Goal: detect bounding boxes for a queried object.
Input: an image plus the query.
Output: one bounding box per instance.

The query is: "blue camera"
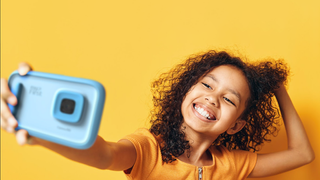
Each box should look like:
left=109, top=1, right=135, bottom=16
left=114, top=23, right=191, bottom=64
left=8, top=71, right=105, bottom=149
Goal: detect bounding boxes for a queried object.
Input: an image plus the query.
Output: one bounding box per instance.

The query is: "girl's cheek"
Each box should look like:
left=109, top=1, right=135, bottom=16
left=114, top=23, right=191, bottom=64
left=223, top=107, right=237, bottom=119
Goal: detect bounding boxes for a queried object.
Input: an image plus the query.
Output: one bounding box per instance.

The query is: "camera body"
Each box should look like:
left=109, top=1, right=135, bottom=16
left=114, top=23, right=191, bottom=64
left=8, top=71, right=105, bottom=149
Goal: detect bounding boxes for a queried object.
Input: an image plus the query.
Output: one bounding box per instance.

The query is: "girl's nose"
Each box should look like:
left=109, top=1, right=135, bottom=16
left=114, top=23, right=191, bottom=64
left=205, top=96, right=219, bottom=107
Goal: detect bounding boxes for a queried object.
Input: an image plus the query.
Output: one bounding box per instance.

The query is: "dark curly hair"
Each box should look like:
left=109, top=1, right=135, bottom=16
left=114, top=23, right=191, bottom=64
left=149, top=50, right=289, bottom=163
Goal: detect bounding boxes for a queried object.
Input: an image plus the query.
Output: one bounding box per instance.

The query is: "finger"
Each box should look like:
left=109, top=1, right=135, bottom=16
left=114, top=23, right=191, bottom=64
left=1, top=115, right=8, bottom=130
left=0, top=97, right=18, bottom=125
left=1, top=100, right=18, bottom=131
left=1, top=119, right=16, bottom=133
left=16, top=129, right=29, bottom=146
left=0, top=116, right=17, bottom=133
left=0, top=78, right=17, bottom=105
left=18, top=62, right=33, bottom=76
left=0, top=96, right=18, bottom=131
left=7, top=117, right=18, bottom=132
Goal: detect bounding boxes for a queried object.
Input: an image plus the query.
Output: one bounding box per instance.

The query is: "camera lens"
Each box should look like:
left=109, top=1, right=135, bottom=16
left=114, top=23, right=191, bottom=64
left=60, top=98, right=76, bottom=114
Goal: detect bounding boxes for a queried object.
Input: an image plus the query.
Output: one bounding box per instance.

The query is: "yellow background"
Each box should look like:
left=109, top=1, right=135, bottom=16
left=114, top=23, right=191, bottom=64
left=1, top=0, right=319, bottom=179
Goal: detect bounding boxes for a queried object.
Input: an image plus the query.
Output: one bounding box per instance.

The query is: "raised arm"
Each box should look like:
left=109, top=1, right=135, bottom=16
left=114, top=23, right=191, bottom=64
left=248, top=84, right=315, bottom=178
left=1, top=63, right=136, bottom=171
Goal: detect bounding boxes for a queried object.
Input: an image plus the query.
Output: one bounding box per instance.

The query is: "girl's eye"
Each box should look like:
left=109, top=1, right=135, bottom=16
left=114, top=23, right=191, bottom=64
left=202, top=83, right=212, bottom=89
left=224, top=97, right=235, bottom=106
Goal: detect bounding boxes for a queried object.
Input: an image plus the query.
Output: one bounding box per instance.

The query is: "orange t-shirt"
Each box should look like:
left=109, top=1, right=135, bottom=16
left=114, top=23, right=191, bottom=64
left=123, top=128, right=257, bottom=180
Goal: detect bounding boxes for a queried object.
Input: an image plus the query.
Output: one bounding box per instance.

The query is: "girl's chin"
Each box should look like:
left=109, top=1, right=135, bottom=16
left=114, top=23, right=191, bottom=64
left=182, top=120, right=215, bottom=132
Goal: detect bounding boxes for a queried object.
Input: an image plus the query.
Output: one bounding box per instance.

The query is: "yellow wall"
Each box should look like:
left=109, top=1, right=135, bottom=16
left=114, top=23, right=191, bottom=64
left=1, top=0, right=319, bottom=179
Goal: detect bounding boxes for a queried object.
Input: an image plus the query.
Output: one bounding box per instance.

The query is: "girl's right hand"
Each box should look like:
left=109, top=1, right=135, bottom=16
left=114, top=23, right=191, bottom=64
left=0, top=62, right=35, bottom=145
left=1, top=63, right=137, bottom=170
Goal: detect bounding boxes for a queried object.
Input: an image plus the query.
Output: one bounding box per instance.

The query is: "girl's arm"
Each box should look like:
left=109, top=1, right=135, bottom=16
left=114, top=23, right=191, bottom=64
left=1, top=63, right=137, bottom=171
left=31, top=135, right=136, bottom=170
left=248, top=84, right=315, bottom=178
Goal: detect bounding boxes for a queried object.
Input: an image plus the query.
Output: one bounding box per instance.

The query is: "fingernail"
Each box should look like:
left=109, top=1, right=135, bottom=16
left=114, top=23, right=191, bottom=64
left=8, top=96, right=17, bottom=104
left=17, top=135, right=25, bottom=146
left=18, top=66, right=29, bottom=75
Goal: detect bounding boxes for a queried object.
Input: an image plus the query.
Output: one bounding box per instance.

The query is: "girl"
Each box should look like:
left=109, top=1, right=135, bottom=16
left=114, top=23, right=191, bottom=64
left=1, top=50, right=315, bottom=179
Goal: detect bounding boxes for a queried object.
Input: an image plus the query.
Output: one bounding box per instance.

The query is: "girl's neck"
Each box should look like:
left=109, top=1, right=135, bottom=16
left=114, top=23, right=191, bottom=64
left=178, top=145, right=213, bottom=167
left=177, top=126, right=217, bottom=167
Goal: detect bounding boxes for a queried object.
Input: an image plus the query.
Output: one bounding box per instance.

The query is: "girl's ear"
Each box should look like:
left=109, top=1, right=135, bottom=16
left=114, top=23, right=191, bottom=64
left=226, top=120, right=246, bottom=135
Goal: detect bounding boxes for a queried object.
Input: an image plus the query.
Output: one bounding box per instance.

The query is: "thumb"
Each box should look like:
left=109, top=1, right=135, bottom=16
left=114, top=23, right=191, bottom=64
left=18, top=62, right=33, bottom=76
left=15, top=129, right=33, bottom=146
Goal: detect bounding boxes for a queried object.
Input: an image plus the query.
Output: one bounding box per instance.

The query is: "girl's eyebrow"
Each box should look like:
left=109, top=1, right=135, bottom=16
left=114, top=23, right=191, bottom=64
left=205, top=74, right=241, bottom=102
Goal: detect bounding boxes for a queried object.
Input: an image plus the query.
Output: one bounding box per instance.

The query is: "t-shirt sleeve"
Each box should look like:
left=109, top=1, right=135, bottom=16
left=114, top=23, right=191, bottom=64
left=231, top=149, right=257, bottom=179
left=121, top=128, right=161, bottom=180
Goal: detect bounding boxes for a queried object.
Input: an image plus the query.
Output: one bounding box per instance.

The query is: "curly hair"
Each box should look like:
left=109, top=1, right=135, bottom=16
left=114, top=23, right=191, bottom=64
left=149, top=50, right=289, bottom=163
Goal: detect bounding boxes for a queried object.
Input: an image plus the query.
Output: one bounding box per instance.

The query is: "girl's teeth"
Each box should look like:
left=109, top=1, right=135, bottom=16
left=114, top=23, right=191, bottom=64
left=195, top=106, right=210, bottom=119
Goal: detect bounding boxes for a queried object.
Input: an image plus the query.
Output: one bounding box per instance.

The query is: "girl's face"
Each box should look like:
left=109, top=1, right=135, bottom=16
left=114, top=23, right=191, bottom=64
left=181, top=65, right=250, bottom=138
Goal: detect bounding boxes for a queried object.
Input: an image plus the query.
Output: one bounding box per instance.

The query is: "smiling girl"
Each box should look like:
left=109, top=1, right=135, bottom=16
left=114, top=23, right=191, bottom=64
left=1, top=50, right=314, bottom=179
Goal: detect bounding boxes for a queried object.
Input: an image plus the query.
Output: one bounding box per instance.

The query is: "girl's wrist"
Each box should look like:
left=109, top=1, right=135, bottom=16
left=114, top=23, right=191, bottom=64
left=274, top=84, right=286, bottom=96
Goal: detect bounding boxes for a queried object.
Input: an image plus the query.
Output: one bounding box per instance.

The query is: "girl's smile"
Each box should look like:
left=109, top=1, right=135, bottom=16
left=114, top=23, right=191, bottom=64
left=193, top=103, right=216, bottom=121
left=181, top=65, right=250, bottom=138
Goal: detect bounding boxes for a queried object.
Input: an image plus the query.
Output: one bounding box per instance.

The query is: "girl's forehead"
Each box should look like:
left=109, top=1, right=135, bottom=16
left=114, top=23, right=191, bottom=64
left=204, top=65, right=250, bottom=100
left=209, top=65, right=248, bottom=80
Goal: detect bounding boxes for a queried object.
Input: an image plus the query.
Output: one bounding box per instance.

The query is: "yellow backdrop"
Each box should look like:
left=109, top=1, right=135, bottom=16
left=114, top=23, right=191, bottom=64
left=1, top=0, right=319, bottom=179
